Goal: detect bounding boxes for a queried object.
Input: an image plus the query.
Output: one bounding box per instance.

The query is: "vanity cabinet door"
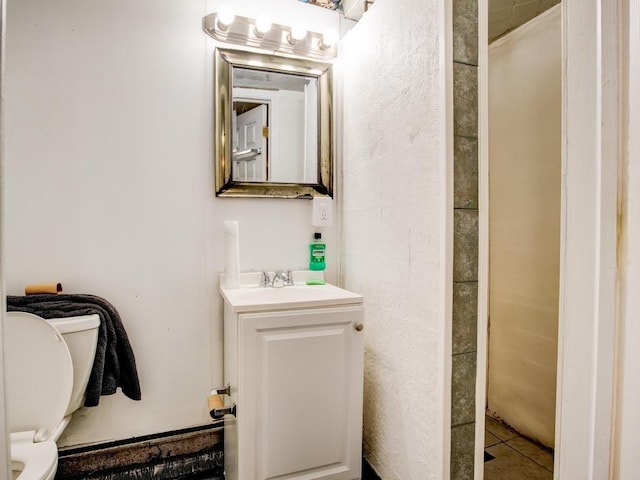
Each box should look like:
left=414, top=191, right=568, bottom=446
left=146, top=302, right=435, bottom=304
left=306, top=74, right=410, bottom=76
left=238, top=305, right=364, bottom=480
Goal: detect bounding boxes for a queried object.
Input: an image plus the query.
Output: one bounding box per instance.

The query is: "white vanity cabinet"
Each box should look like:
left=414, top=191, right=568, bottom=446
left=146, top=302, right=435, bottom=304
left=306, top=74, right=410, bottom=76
left=220, top=281, right=364, bottom=480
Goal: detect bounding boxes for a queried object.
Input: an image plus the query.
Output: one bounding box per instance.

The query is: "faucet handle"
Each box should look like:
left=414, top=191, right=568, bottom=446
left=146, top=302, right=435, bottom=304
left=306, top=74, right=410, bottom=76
left=272, top=269, right=287, bottom=288
left=259, top=271, right=272, bottom=287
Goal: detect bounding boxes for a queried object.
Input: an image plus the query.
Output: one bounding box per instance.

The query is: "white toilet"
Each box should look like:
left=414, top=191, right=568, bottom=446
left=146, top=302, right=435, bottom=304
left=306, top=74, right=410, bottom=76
left=5, top=311, right=100, bottom=480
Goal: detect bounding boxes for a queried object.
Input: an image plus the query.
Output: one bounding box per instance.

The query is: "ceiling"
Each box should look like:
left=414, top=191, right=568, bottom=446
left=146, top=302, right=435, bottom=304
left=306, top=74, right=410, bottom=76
left=489, top=0, right=560, bottom=41
left=342, top=0, right=560, bottom=43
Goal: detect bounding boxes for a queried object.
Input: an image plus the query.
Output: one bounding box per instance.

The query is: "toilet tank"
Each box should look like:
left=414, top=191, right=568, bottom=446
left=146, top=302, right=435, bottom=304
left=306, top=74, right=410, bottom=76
left=47, top=315, right=100, bottom=416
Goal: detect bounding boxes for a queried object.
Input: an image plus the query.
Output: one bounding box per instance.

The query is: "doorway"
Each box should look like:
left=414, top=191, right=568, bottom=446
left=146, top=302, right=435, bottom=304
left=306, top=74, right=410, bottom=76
left=476, top=0, right=626, bottom=477
left=483, top=5, right=561, bottom=478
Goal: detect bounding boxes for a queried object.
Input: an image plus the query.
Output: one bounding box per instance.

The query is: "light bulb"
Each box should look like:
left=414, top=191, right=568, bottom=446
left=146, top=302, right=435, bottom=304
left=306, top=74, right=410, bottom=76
left=290, top=24, right=307, bottom=41
left=255, top=15, right=272, bottom=36
left=321, top=28, right=339, bottom=49
left=291, top=25, right=307, bottom=40
left=217, top=6, right=235, bottom=29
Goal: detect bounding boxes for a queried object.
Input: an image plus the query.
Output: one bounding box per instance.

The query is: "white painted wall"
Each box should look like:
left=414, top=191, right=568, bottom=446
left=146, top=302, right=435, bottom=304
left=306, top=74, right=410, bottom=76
left=487, top=5, right=561, bottom=448
left=340, top=0, right=449, bottom=477
left=4, top=0, right=339, bottom=447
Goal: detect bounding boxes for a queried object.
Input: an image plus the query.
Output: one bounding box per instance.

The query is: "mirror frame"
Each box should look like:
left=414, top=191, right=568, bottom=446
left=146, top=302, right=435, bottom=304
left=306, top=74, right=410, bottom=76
left=214, top=48, right=333, bottom=198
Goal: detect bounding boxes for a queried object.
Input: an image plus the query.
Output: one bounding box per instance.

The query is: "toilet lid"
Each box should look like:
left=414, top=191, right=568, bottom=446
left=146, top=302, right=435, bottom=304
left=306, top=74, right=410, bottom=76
left=5, top=312, right=73, bottom=441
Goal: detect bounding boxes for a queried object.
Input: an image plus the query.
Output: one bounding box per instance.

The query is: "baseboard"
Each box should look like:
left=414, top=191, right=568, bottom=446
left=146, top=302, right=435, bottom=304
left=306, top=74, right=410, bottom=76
left=56, top=424, right=377, bottom=480
left=56, top=422, right=224, bottom=480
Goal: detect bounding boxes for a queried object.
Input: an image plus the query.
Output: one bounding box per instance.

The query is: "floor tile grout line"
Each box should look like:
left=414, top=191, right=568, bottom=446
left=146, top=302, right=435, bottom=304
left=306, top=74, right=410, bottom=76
left=485, top=423, right=554, bottom=475
left=501, top=438, right=554, bottom=474
left=485, top=430, right=518, bottom=443
left=485, top=433, right=508, bottom=449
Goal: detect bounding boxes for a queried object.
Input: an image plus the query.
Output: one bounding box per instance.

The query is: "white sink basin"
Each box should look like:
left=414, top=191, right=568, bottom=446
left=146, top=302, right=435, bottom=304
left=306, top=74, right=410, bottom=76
left=220, top=283, right=363, bottom=313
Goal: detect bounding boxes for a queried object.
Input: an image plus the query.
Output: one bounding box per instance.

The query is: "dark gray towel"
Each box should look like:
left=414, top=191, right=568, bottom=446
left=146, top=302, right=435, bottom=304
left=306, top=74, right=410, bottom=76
left=7, top=294, right=141, bottom=406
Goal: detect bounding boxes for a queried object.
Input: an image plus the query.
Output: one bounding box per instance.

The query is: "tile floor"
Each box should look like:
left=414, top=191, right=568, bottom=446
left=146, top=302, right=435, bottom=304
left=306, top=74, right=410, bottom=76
left=484, top=416, right=554, bottom=479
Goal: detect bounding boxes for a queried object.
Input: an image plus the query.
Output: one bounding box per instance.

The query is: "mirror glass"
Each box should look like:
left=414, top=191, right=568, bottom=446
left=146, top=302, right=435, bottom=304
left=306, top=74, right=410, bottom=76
left=232, top=68, right=318, bottom=184
left=214, top=48, right=333, bottom=198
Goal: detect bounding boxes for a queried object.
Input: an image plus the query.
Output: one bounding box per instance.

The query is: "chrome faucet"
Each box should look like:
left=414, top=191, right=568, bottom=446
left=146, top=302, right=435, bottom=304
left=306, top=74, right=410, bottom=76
left=259, top=271, right=272, bottom=287
left=272, top=270, right=294, bottom=288
left=259, top=270, right=294, bottom=288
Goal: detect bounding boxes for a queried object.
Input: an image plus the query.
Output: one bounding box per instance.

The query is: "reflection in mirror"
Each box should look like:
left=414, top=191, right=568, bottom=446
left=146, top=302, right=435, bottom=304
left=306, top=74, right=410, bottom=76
left=214, top=48, right=333, bottom=198
left=232, top=68, right=318, bottom=184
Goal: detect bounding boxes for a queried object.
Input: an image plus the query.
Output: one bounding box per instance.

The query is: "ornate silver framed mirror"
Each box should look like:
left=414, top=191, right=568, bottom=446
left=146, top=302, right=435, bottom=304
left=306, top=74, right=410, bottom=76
left=214, top=48, right=333, bottom=198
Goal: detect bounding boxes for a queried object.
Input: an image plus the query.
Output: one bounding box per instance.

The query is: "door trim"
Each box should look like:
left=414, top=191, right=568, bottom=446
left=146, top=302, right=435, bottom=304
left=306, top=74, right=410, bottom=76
left=474, top=0, right=489, bottom=477
left=554, top=1, right=620, bottom=477
left=0, top=0, right=10, bottom=476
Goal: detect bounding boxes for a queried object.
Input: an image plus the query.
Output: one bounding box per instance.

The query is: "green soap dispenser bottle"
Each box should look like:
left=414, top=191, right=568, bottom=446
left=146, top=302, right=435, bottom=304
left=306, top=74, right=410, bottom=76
left=309, top=232, right=326, bottom=271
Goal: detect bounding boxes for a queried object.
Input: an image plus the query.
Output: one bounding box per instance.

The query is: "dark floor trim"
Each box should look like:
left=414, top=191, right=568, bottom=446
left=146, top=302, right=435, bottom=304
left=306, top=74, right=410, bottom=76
left=362, top=457, right=382, bottom=480
left=56, top=423, right=224, bottom=480
left=59, top=420, right=224, bottom=456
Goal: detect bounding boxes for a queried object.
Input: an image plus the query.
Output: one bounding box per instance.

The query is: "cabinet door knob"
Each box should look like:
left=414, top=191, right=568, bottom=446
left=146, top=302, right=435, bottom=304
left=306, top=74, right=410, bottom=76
left=355, top=323, right=364, bottom=332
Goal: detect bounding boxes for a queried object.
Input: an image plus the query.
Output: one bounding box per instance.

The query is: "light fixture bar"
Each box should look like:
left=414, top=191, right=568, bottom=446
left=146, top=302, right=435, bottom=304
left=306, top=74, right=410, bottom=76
left=203, top=13, right=337, bottom=61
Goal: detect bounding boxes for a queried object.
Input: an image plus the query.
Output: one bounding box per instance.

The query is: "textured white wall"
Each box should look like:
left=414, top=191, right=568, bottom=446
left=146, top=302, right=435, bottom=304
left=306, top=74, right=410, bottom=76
left=340, top=0, right=448, bottom=477
left=4, top=0, right=338, bottom=446
left=487, top=6, right=561, bottom=447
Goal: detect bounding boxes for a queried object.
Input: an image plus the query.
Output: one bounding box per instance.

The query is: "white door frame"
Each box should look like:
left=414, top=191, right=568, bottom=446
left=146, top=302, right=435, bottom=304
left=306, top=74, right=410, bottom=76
left=611, top=1, right=640, bottom=476
left=476, top=0, right=624, bottom=478
left=0, top=0, right=10, bottom=476
left=474, top=0, right=489, bottom=476
left=554, top=0, right=621, bottom=477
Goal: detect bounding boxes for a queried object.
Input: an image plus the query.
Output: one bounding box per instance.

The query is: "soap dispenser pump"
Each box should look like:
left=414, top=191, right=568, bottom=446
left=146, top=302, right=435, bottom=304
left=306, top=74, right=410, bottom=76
left=309, top=232, right=326, bottom=271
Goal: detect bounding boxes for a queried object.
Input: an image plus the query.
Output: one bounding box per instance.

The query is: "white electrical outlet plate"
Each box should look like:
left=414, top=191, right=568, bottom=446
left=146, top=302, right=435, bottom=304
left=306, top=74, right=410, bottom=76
left=312, top=197, right=333, bottom=227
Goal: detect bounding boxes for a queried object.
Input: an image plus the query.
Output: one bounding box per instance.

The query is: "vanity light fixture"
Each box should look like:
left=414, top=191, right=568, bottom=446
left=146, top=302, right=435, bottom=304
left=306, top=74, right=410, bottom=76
left=319, top=28, right=339, bottom=50
left=287, top=24, right=308, bottom=45
left=254, top=15, right=272, bottom=38
left=203, top=10, right=337, bottom=60
left=216, top=6, right=235, bottom=31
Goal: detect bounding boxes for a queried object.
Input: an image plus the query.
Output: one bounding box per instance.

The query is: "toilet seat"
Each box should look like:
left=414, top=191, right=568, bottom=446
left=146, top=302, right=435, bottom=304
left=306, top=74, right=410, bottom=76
left=5, top=312, right=73, bottom=440
left=5, top=312, right=74, bottom=479
left=10, top=432, right=58, bottom=480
